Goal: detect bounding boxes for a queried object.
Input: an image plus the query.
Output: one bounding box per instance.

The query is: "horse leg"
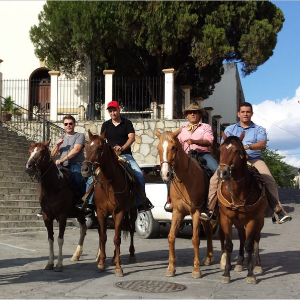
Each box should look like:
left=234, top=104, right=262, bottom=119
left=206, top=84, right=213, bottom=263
left=234, top=225, right=245, bottom=272
left=200, top=219, right=214, bottom=266
left=191, top=212, right=201, bottom=278
left=245, top=223, right=256, bottom=284
left=97, top=214, right=107, bottom=271
left=113, top=212, right=124, bottom=277
left=253, top=216, right=264, bottom=274
left=166, top=212, right=183, bottom=277
left=219, top=225, right=226, bottom=270
left=44, top=219, right=54, bottom=270
left=128, top=208, right=137, bottom=263
left=71, top=216, right=87, bottom=261
left=55, top=217, right=67, bottom=272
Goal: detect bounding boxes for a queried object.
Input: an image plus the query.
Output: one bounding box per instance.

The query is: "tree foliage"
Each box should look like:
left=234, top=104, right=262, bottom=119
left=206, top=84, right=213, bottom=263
left=30, top=1, right=284, bottom=99
left=262, top=148, right=295, bottom=188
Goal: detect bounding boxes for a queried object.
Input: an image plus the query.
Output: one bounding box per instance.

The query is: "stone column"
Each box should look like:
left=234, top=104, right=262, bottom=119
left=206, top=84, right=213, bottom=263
left=204, top=107, right=213, bottom=126
left=162, top=68, right=175, bottom=120
left=180, top=85, right=192, bottom=109
left=213, top=114, right=222, bottom=142
left=103, top=70, right=115, bottom=121
left=49, top=70, right=60, bottom=121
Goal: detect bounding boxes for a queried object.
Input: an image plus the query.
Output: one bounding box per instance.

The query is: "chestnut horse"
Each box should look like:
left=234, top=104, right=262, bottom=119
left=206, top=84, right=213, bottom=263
left=155, top=129, right=214, bottom=278
left=25, top=141, right=87, bottom=272
left=217, top=132, right=268, bottom=284
left=81, top=130, right=137, bottom=276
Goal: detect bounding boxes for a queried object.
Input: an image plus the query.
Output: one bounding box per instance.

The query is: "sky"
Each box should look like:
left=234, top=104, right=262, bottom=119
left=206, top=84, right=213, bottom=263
left=239, top=1, right=300, bottom=168
left=0, top=1, right=300, bottom=167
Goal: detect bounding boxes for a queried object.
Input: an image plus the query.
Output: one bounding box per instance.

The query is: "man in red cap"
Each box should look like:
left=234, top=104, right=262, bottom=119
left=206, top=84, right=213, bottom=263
left=81, top=100, right=153, bottom=212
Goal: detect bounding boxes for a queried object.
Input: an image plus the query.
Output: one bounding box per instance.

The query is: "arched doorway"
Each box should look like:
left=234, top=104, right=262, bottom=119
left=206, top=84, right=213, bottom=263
left=29, top=68, right=50, bottom=120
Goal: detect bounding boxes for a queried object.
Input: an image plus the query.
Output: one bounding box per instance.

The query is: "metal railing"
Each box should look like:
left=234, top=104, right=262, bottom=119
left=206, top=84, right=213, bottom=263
left=0, top=95, right=65, bottom=148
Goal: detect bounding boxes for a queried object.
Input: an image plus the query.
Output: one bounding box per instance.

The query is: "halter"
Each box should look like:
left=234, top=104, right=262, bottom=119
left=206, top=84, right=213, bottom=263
left=159, top=144, right=178, bottom=179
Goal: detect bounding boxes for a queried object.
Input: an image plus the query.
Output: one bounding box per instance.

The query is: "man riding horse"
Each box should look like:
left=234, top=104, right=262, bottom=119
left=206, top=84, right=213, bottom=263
left=201, top=101, right=293, bottom=224
left=165, top=103, right=219, bottom=212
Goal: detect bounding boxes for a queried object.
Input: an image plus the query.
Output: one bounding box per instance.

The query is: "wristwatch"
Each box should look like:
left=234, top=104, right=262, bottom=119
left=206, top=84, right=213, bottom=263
left=246, top=144, right=251, bottom=150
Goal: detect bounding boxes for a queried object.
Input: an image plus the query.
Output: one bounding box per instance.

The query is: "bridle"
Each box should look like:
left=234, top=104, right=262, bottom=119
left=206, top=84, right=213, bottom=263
left=159, top=144, right=179, bottom=180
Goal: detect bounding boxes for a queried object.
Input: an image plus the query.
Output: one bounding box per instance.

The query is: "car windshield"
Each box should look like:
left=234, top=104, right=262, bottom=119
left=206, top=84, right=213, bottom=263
left=141, top=166, right=163, bottom=184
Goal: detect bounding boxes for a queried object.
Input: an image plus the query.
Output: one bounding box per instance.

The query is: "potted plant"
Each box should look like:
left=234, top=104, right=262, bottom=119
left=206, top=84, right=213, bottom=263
left=1, top=96, right=21, bottom=121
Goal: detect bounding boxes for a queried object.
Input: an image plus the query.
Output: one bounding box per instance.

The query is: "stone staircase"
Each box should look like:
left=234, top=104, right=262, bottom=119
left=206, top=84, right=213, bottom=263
left=0, top=124, right=74, bottom=233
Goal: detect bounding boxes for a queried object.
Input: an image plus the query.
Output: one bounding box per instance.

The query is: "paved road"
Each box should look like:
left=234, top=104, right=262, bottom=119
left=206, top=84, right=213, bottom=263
left=0, top=189, right=299, bottom=299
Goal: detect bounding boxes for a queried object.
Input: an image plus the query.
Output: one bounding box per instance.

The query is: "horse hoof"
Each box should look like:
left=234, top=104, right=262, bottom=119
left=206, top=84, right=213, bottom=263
left=192, top=270, right=202, bottom=279
left=97, top=264, right=105, bottom=272
left=44, top=264, right=54, bottom=270
left=254, top=266, right=263, bottom=274
left=221, top=276, right=230, bottom=284
left=165, top=268, right=175, bottom=277
left=234, top=264, right=243, bottom=272
left=71, top=255, right=80, bottom=262
left=128, top=256, right=136, bottom=263
left=54, top=266, right=63, bottom=272
left=246, top=276, right=257, bottom=284
left=202, top=256, right=214, bottom=266
left=115, top=268, right=123, bottom=277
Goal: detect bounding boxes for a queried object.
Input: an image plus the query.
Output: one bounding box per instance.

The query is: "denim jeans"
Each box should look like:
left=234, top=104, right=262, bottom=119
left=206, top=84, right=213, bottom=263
left=68, top=163, right=86, bottom=198
left=87, top=154, right=144, bottom=206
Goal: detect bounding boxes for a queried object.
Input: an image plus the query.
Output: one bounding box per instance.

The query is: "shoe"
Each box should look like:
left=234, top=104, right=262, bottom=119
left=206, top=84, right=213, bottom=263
left=200, top=210, right=216, bottom=221
left=36, top=210, right=43, bottom=218
left=164, top=201, right=173, bottom=212
left=137, top=200, right=154, bottom=213
left=76, top=201, right=87, bottom=211
left=273, top=210, right=292, bottom=224
left=85, top=204, right=94, bottom=212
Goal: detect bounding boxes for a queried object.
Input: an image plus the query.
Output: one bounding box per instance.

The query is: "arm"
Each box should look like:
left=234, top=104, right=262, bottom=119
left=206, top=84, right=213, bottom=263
left=114, top=133, right=135, bottom=152
left=55, top=144, right=84, bottom=165
left=244, top=140, right=266, bottom=151
left=50, top=136, right=64, bottom=157
left=185, top=124, right=214, bottom=146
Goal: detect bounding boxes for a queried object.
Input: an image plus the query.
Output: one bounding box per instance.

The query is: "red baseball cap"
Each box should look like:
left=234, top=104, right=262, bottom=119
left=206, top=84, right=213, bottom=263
left=107, top=101, right=120, bottom=109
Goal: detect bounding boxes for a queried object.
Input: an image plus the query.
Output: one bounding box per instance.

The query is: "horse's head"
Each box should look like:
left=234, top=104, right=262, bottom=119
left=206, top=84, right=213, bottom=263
left=217, top=132, right=247, bottom=181
left=155, top=128, right=181, bottom=182
left=81, top=130, right=107, bottom=178
left=26, top=140, right=51, bottom=177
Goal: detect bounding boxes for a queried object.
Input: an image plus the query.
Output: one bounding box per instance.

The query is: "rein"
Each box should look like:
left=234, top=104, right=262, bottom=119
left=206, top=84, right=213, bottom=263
left=28, top=153, right=53, bottom=183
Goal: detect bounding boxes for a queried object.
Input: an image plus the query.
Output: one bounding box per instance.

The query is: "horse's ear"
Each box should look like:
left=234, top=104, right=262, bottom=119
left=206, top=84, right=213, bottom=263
left=100, top=129, right=106, bottom=139
left=239, top=131, right=245, bottom=141
left=45, top=140, right=51, bottom=147
left=172, top=128, right=182, bottom=138
left=221, top=131, right=227, bottom=141
left=88, top=129, right=94, bottom=140
left=155, top=129, right=161, bottom=138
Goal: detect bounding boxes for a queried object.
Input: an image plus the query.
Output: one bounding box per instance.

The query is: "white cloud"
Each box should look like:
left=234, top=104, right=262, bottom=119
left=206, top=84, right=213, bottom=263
left=252, top=87, right=300, bottom=167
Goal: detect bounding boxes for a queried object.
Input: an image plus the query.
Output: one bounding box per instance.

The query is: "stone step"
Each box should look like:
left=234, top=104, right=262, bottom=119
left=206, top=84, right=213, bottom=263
left=0, top=152, right=29, bottom=160
left=0, top=206, right=40, bottom=214
left=0, top=213, right=41, bottom=221
left=0, top=200, right=39, bottom=207
left=0, top=194, right=39, bottom=200
left=0, top=187, right=39, bottom=195
left=0, top=171, right=33, bottom=178
left=0, top=163, right=28, bottom=171
left=0, top=139, right=32, bottom=147
left=0, top=147, right=28, bottom=154
left=0, top=220, right=74, bottom=229
left=0, top=181, right=39, bottom=188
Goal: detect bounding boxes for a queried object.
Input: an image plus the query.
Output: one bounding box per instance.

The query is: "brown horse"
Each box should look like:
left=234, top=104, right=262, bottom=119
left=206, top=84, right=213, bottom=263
left=81, top=130, right=137, bottom=276
left=25, top=141, right=87, bottom=271
left=155, top=129, right=214, bottom=278
left=217, top=132, right=268, bottom=284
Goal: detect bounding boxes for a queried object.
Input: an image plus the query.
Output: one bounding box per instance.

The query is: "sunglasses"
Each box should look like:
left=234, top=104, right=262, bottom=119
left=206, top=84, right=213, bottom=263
left=186, top=111, right=199, bottom=115
left=64, top=122, right=74, bottom=126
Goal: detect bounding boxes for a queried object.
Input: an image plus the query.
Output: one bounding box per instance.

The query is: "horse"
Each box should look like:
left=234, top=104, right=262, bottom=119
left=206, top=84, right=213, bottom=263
left=155, top=129, right=214, bottom=278
left=25, top=141, right=87, bottom=271
left=217, top=132, right=268, bottom=284
left=81, top=130, right=137, bottom=276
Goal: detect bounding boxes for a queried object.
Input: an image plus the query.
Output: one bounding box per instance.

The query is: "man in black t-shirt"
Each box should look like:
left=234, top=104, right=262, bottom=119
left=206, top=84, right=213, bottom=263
left=81, top=101, right=153, bottom=213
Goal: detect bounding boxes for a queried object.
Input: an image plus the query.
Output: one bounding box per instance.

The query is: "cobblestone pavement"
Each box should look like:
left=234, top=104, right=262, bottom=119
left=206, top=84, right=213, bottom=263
left=0, top=188, right=299, bottom=299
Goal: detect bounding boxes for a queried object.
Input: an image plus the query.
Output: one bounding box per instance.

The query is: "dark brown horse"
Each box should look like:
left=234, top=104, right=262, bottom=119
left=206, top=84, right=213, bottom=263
left=81, top=130, right=137, bottom=276
left=25, top=141, right=87, bottom=271
left=155, top=129, right=214, bottom=278
left=217, top=132, right=268, bottom=284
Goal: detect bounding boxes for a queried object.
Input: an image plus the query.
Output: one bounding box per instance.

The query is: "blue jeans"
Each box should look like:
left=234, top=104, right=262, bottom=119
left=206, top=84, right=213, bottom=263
left=68, top=163, right=86, bottom=198
left=87, top=154, right=144, bottom=206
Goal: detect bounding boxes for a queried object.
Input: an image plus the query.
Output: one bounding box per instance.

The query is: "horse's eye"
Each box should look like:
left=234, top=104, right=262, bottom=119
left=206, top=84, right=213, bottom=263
left=171, top=146, right=177, bottom=150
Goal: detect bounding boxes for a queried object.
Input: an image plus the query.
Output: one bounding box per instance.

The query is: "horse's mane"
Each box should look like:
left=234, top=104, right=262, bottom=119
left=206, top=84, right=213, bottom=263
left=223, top=135, right=241, bottom=145
left=160, top=131, right=176, bottom=142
